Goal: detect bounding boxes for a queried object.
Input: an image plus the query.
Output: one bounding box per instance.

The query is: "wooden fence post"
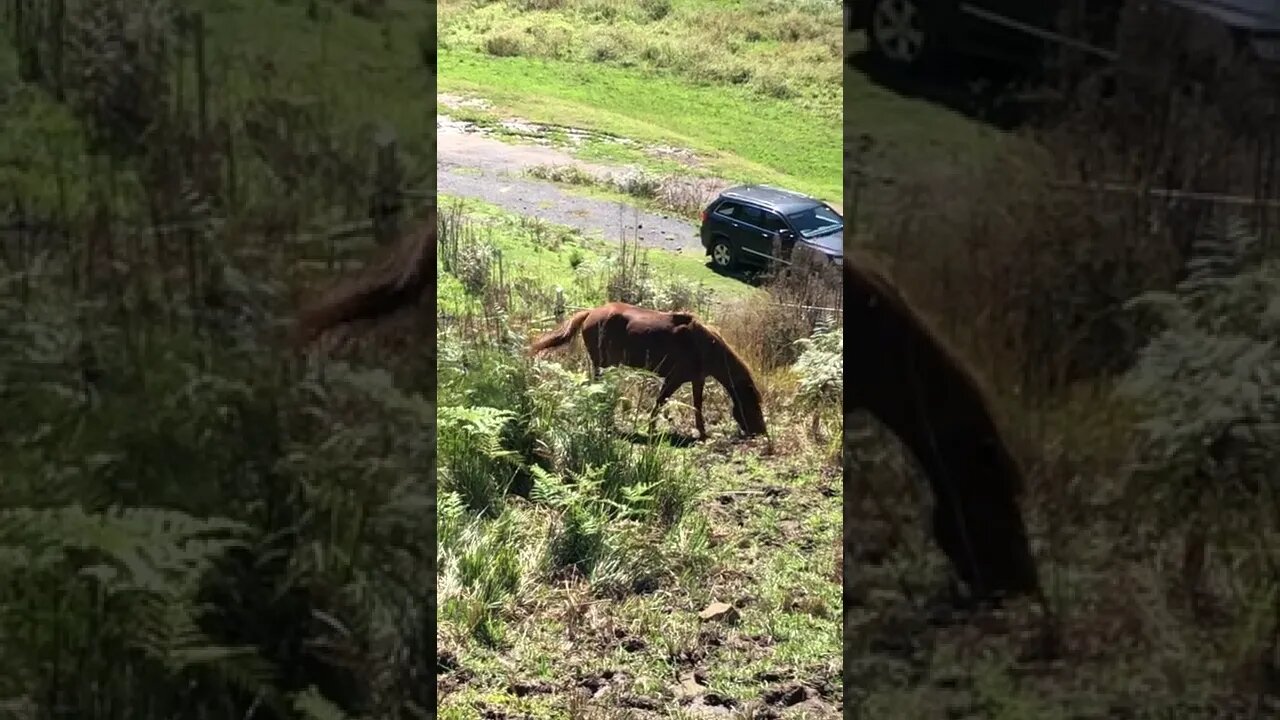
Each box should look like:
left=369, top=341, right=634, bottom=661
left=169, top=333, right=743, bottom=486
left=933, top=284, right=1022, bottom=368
left=371, top=126, right=403, bottom=245
left=554, top=287, right=565, bottom=321
left=49, top=0, right=64, bottom=100
left=848, top=133, right=873, bottom=237
left=15, top=0, right=41, bottom=84
left=193, top=10, right=208, bottom=141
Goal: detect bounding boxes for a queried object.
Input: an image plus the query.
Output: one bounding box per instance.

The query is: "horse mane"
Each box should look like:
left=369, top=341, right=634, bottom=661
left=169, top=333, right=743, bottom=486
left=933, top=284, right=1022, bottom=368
left=845, top=255, right=1039, bottom=600
left=845, top=255, right=1024, bottom=490
left=293, top=206, right=437, bottom=346
left=695, top=318, right=762, bottom=404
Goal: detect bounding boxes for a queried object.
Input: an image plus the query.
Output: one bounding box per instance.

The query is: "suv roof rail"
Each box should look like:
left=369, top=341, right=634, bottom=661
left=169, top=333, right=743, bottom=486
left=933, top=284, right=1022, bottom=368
left=720, top=185, right=820, bottom=212
left=753, top=183, right=812, bottom=198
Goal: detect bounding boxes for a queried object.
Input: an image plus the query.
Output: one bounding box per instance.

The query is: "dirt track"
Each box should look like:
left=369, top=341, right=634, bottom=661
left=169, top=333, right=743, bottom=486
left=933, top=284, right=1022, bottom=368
left=436, top=115, right=703, bottom=254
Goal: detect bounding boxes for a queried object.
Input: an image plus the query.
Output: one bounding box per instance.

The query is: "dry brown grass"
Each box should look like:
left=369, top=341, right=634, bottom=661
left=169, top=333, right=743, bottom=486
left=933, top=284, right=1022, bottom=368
left=714, top=253, right=842, bottom=374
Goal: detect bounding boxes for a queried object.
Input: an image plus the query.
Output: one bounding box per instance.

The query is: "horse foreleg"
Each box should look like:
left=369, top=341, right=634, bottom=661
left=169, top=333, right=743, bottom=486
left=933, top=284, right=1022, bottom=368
left=691, top=376, right=706, bottom=440
left=649, top=375, right=683, bottom=435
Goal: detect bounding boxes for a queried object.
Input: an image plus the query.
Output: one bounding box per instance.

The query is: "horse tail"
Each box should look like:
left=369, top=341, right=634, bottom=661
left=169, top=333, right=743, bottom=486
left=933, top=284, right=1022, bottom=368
left=530, top=309, right=590, bottom=355
left=293, top=208, right=436, bottom=347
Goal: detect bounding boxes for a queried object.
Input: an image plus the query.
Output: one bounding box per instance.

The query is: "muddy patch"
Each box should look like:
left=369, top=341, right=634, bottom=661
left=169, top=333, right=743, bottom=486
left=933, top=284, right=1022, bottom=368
left=436, top=91, right=709, bottom=169
left=438, top=92, right=492, bottom=112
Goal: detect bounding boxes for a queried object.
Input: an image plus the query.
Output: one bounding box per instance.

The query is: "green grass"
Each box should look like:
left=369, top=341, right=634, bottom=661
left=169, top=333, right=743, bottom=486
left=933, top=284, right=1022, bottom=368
left=438, top=51, right=840, bottom=203
left=439, top=98, right=709, bottom=180
left=200, top=0, right=435, bottom=176
left=437, top=195, right=757, bottom=317
left=2, top=0, right=437, bottom=218
left=436, top=189, right=843, bottom=716
left=437, top=0, right=842, bottom=204
left=844, top=33, right=1005, bottom=174
left=436, top=392, right=842, bottom=717
left=439, top=0, right=841, bottom=115
left=2, top=4, right=441, bottom=714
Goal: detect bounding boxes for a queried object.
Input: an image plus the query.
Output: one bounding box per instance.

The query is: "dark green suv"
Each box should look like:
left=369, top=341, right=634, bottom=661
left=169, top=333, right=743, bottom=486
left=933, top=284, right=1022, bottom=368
left=699, top=185, right=843, bottom=270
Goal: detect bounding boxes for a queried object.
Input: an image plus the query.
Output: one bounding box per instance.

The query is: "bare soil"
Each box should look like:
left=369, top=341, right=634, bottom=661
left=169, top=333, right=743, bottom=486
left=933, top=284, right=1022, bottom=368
left=437, top=112, right=703, bottom=254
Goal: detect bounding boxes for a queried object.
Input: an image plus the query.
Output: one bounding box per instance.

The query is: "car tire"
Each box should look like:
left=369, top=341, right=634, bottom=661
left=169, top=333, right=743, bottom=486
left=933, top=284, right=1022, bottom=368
left=709, top=238, right=737, bottom=269
left=866, top=0, right=937, bottom=70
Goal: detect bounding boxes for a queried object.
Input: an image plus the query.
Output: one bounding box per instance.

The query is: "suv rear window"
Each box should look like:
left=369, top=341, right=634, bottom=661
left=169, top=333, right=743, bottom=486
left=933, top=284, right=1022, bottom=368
left=714, top=200, right=743, bottom=218
left=715, top=200, right=766, bottom=227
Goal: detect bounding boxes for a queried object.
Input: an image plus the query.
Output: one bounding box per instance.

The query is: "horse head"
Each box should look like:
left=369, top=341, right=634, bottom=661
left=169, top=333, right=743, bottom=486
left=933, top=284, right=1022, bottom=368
left=731, top=384, right=768, bottom=437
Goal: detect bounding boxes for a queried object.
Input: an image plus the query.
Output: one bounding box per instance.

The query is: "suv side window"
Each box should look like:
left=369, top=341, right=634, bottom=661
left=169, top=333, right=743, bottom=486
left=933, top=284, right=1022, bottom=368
left=759, top=210, right=788, bottom=233
left=738, top=204, right=765, bottom=227
left=715, top=200, right=742, bottom=218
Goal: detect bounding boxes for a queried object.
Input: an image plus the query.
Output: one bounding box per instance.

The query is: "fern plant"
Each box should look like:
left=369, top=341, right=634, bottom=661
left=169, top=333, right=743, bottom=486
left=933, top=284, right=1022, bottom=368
left=436, top=329, right=702, bottom=641
left=0, top=504, right=270, bottom=716
left=1118, top=214, right=1280, bottom=615
left=793, top=318, right=843, bottom=438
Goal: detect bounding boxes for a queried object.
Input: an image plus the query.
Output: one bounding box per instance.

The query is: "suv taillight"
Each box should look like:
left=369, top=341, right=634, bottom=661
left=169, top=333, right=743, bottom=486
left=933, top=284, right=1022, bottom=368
left=700, top=208, right=707, bottom=223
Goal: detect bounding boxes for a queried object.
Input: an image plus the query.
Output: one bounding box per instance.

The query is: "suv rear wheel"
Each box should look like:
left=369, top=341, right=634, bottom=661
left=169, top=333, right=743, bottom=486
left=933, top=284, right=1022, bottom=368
left=709, top=238, right=737, bottom=269
left=867, top=0, right=935, bottom=68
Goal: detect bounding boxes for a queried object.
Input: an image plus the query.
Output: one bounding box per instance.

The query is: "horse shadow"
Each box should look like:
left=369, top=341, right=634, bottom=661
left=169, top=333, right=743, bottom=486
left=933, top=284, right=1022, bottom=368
left=704, top=262, right=769, bottom=286
left=616, top=429, right=700, bottom=448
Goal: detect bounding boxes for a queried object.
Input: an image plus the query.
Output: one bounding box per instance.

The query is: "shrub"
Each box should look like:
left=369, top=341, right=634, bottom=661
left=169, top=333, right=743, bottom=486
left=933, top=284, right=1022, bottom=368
left=610, top=167, right=664, bottom=199
left=639, top=0, right=672, bottom=21
left=436, top=330, right=702, bottom=635
left=1119, top=216, right=1280, bottom=616
left=483, top=29, right=528, bottom=57
left=527, top=163, right=598, bottom=186
left=792, top=319, right=842, bottom=436
left=603, top=240, right=713, bottom=313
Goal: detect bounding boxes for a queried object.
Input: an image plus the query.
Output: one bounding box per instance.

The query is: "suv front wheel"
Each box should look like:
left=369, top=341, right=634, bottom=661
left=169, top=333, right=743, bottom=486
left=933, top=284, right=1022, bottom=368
left=867, top=0, right=936, bottom=68
left=709, top=238, right=737, bottom=269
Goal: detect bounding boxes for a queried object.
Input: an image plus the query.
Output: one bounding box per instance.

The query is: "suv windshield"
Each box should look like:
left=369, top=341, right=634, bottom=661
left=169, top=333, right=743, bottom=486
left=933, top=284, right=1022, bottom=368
left=786, top=205, right=842, bottom=238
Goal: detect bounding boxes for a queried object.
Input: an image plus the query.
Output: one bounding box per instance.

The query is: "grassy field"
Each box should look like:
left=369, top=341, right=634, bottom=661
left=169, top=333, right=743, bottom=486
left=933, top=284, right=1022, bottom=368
left=435, top=195, right=753, bottom=315
left=436, top=201, right=844, bottom=717
left=841, top=33, right=1007, bottom=173
left=437, top=0, right=842, bottom=203
left=435, top=0, right=844, bottom=716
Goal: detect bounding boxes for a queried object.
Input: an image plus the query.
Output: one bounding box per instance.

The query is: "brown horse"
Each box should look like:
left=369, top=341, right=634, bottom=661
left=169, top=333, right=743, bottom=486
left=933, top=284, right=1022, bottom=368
left=293, top=213, right=1037, bottom=602
left=530, top=302, right=767, bottom=439
left=844, top=255, right=1041, bottom=604
left=294, top=207, right=437, bottom=347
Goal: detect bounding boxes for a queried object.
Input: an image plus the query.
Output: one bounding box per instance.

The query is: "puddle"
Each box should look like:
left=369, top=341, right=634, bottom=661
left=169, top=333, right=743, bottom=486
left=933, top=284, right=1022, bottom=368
left=437, top=102, right=705, bottom=168
left=437, top=93, right=492, bottom=112
left=649, top=144, right=703, bottom=167
left=436, top=115, right=480, bottom=135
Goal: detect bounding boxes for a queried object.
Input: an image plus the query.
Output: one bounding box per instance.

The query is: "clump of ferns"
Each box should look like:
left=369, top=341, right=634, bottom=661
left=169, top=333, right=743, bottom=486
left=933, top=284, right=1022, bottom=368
left=0, top=504, right=275, bottom=714
left=792, top=317, right=843, bottom=442
left=1118, top=214, right=1280, bottom=630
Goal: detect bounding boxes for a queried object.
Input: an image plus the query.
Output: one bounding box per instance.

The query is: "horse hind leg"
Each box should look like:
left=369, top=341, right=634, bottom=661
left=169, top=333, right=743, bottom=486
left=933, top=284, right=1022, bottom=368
left=582, top=323, right=604, bottom=379
left=691, top=376, right=706, bottom=440
left=649, top=375, right=684, bottom=435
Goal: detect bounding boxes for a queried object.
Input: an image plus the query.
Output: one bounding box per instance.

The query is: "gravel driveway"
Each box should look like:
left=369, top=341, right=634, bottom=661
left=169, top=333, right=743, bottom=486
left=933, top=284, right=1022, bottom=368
left=437, top=116, right=703, bottom=254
